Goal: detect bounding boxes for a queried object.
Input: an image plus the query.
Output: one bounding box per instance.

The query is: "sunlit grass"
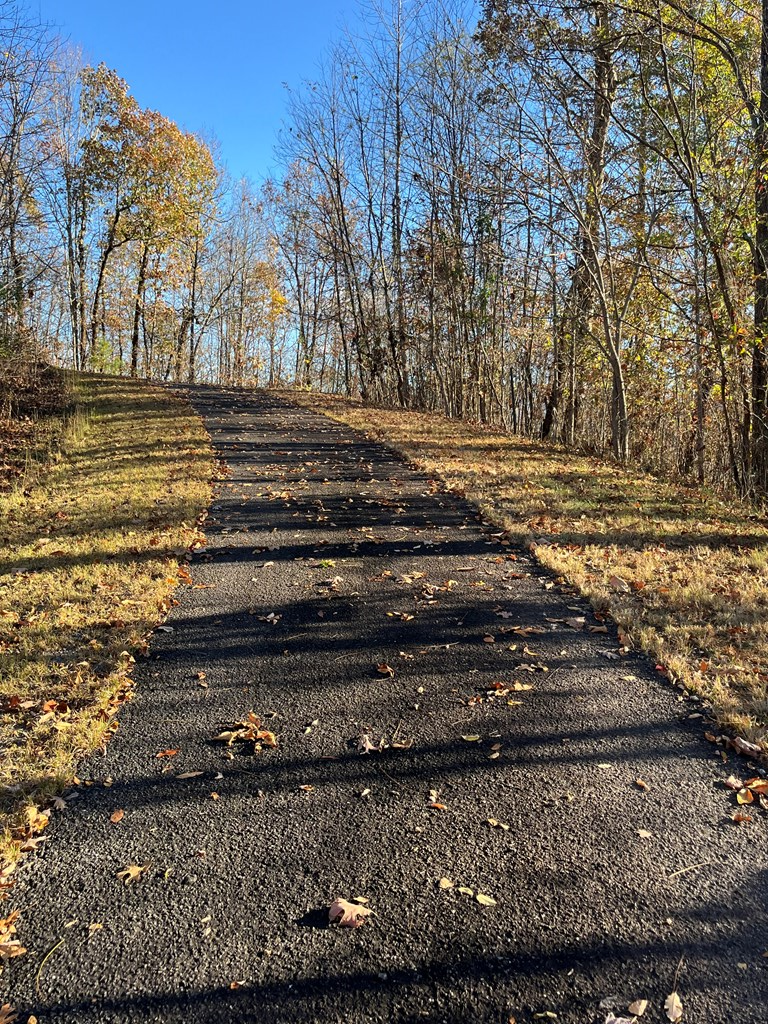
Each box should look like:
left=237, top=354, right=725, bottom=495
left=281, top=390, right=768, bottom=755
left=0, top=374, right=213, bottom=872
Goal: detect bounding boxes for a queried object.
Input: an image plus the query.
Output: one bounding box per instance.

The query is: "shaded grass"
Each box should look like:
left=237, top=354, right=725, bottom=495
left=0, top=374, right=213, bottom=873
left=0, top=362, right=73, bottom=492
left=279, top=390, right=768, bottom=755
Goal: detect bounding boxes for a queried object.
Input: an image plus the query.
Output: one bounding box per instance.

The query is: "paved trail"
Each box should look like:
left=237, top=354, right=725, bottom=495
left=6, top=387, right=768, bottom=1023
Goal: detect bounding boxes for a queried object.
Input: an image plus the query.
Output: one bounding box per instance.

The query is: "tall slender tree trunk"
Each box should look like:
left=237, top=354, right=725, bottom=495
left=752, top=0, right=768, bottom=493
left=130, top=240, right=150, bottom=377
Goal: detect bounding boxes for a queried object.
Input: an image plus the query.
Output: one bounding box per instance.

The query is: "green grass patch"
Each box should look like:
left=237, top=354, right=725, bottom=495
left=0, top=374, right=213, bottom=873
left=280, top=390, right=768, bottom=757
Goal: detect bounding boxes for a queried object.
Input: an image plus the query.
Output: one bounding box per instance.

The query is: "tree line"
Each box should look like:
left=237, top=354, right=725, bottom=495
left=4, top=0, right=768, bottom=498
left=0, top=0, right=288, bottom=388
left=272, top=0, right=768, bottom=497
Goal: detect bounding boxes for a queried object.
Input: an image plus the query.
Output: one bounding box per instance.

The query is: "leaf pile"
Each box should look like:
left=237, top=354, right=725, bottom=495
left=213, top=712, right=278, bottom=753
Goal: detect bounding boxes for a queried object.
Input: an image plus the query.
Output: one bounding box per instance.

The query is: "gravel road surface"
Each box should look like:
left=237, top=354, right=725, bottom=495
left=5, top=386, right=768, bottom=1023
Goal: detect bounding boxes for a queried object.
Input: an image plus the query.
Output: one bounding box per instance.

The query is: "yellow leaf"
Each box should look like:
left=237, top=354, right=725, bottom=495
left=116, top=863, right=148, bottom=884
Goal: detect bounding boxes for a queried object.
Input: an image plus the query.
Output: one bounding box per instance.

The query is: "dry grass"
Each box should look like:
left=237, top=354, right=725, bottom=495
left=280, top=390, right=768, bottom=755
left=0, top=362, right=72, bottom=491
left=0, top=374, right=212, bottom=873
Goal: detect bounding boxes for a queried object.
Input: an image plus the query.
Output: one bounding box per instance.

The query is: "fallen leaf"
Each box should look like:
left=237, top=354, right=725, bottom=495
left=155, top=749, right=179, bottom=759
left=0, top=1005, right=17, bottom=1024
left=608, top=575, right=631, bottom=593
left=0, top=911, right=26, bottom=960
left=736, top=788, right=754, bottom=805
left=461, top=734, right=481, bottom=742
left=730, top=736, right=761, bottom=758
left=636, top=829, right=654, bottom=839
left=328, top=898, right=373, bottom=928
left=476, top=893, right=497, bottom=906
left=487, top=818, right=510, bottom=831
left=732, top=811, right=752, bottom=823
left=634, top=778, right=650, bottom=791
left=88, top=923, right=103, bottom=935
left=457, top=886, right=474, bottom=896
left=376, top=663, right=395, bottom=677
left=116, top=864, right=148, bottom=885
left=176, top=771, right=204, bottom=780
left=438, top=877, right=454, bottom=889
left=627, top=999, right=649, bottom=1016
left=109, top=809, right=124, bottom=824
left=664, top=991, right=683, bottom=1022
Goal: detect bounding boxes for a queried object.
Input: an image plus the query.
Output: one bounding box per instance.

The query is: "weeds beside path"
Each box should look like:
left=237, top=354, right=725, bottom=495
left=280, top=391, right=768, bottom=755
left=0, top=374, right=212, bottom=873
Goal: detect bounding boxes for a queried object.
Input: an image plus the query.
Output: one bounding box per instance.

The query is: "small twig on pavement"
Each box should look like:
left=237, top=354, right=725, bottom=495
left=36, top=936, right=65, bottom=995
left=667, top=861, right=711, bottom=880
left=375, top=764, right=403, bottom=790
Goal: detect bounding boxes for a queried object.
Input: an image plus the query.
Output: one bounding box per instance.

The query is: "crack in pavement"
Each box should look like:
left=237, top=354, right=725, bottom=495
left=5, top=386, right=768, bottom=1023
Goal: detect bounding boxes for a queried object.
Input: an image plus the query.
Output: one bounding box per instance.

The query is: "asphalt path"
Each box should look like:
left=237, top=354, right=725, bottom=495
left=5, top=386, right=768, bottom=1023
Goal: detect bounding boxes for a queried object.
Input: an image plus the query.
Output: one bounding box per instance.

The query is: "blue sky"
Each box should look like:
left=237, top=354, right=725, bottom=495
left=34, top=0, right=358, bottom=183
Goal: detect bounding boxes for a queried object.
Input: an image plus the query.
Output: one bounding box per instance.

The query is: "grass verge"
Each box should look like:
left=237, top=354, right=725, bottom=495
left=280, top=390, right=768, bottom=757
left=0, top=374, right=212, bottom=877
left=0, top=361, right=73, bottom=492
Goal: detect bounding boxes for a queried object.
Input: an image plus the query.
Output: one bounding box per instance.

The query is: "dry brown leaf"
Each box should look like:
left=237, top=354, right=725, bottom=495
left=736, top=788, right=754, bottom=805
left=730, top=736, right=761, bottom=758
left=635, top=778, right=650, bottom=792
left=358, top=732, right=381, bottom=754
left=176, top=771, right=204, bottom=779
left=664, top=991, right=683, bottom=1022
left=627, top=1000, right=648, bottom=1016
left=0, top=1005, right=17, bottom=1024
left=438, top=877, right=454, bottom=889
left=116, top=863, right=148, bottom=885
left=328, top=898, right=373, bottom=928
left=155, top=749, right=179, bottom=758
left=109, top=809, right=124, bottom=824
left=732, top=811, right=753, bottom=823
left=608, top=575, right=631, bottom=593
left=0, top=910, right=26, bottom=961
left=376, top=663, right=395, bottom=677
